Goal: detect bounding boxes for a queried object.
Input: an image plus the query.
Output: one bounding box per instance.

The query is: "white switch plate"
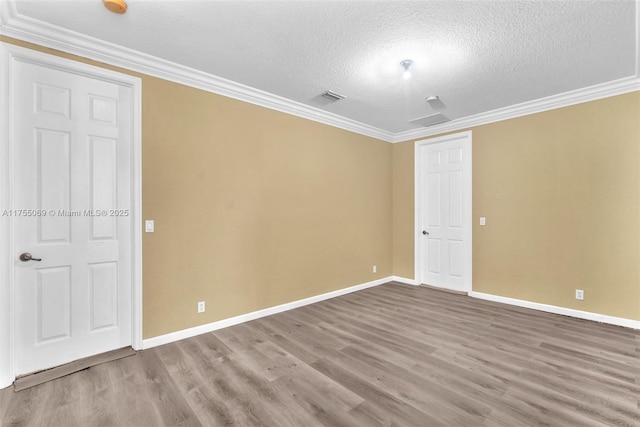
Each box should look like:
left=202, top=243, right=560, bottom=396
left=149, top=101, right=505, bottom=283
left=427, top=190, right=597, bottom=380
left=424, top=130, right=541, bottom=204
left=575, top=289, right=584, bottom=300
left=479, top=217, right=486, bottom=226
left=197, top=301, right=205, bottom=313
left=145, top=220, right=154, bottom=233
left=373, top=265, right=377, bottom=273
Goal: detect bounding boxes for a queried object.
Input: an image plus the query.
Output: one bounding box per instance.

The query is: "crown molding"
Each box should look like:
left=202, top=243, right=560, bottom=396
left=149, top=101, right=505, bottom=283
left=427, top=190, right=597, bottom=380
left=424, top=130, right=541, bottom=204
left=0, top=2, right=395, bottom=142
left=1, top=0, right=638, bottom=145
left=392, top=75, right=640, bottom=143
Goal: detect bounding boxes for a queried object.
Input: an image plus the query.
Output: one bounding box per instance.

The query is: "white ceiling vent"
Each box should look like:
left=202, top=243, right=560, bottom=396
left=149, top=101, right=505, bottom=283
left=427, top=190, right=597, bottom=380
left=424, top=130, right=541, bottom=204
left=409, top=113, right=450, bottom=128
left=321, top=90, right=346, bottom=102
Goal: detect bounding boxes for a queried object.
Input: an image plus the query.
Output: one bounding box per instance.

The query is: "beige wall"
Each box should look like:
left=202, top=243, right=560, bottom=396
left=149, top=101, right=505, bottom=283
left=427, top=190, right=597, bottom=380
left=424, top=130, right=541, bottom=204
left=393, top=92, right=640, bottom=321
left=142, top=79, right=392, bottom=338
left=392, top=141, right=415, bottom=278
left=2, top=38, right=393, bottom=338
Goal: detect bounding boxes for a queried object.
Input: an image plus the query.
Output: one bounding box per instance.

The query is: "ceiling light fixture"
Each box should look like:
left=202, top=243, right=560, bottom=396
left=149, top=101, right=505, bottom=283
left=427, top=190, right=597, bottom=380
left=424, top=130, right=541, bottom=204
left=400, top=59, right=413, bottom=80
left=104, top=0, right=128, bottom=14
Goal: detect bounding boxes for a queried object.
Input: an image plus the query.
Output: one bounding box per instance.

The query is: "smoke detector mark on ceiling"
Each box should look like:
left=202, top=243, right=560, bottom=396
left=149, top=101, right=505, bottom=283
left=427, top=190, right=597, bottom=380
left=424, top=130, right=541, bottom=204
left=409, top=113, right=450, bottom=128
left=426, top=95, right=446, bottom=110
left=321, top=91, right=346, bottom=102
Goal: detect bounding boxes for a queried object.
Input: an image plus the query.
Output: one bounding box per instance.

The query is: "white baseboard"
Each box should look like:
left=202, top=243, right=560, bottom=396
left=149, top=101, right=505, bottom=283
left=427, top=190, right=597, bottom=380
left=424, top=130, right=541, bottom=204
left=139, top=279, right=640, bottom=349
left=389, top=275, right=418, bottom=285
left=469, top=291, right=640, bottom=330
left=142, top=276, right=392, bottom=349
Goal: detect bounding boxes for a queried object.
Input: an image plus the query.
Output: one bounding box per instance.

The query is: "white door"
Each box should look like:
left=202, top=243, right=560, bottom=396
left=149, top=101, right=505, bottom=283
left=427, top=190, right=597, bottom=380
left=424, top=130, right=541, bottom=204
left=416, top=132, right=471, bottom=292
left=12, top=58, right=132, bottom=375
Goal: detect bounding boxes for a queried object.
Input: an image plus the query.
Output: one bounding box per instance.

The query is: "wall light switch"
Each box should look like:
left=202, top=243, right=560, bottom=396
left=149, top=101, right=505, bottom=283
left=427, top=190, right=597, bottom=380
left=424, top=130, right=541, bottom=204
left=145, top=220, right=154, bottom=233
left=480, top=217, right=486, bottom=226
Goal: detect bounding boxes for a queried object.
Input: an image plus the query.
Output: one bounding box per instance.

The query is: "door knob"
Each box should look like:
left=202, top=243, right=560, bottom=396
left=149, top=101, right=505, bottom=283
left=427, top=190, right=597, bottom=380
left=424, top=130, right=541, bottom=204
left=422, top=230, right=429, bottom=235
left=20, top=252, right=41, bottom=262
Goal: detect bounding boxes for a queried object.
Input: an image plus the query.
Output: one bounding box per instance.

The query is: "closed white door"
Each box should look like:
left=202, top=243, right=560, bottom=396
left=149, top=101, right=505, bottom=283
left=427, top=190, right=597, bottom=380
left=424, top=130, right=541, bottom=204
left=416, top=132, right=471, bottom=292
left=12, top=58, right=132, bottom=375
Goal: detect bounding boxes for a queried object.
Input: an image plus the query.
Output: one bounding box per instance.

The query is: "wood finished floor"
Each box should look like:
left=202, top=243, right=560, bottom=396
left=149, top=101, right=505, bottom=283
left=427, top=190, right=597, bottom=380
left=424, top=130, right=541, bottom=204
left=1, top=282, right=639, bottom=426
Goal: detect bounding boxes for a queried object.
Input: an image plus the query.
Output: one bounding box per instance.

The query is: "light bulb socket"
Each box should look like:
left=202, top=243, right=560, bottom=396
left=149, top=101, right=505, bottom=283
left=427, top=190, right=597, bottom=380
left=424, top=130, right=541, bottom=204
left=400, top=59, right=413, bottom=79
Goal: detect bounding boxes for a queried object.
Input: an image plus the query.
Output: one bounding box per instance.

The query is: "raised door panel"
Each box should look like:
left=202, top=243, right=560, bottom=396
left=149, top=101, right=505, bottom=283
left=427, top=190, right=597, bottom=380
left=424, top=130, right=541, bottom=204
left=448, top=170, right=463, bottom=230
left=35, top=83, right=70, bottom=118
left=37, top=129, right=71, bottom=243
left=89, top=136, right=118, bottom=240
left=36, top=267, right=71, bottom=343
left=89, top=262, right=118, bottom=331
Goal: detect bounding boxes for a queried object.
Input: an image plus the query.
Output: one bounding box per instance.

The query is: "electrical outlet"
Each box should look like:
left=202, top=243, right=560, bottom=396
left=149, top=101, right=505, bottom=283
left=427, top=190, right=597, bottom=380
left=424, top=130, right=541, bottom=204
left=373, top=265, right=377, bottom=273
left=479, top=217, right=486, bottom=226
left=575, top=289, right=584, bottom=300
left=197, top=301, right=205, bottom=313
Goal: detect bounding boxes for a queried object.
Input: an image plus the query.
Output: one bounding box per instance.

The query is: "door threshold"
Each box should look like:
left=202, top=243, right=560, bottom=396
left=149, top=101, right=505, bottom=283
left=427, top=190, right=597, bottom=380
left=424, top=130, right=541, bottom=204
left=419, top=283, right=468, bottom=295
left=13, top=347, right=137, bottom=392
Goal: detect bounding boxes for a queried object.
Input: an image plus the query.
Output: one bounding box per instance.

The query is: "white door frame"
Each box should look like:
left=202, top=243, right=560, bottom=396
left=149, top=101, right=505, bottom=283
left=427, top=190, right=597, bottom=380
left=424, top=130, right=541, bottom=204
left=414, top=131, right=472, bottom=291
left=0, top=43, right=143, bottom=389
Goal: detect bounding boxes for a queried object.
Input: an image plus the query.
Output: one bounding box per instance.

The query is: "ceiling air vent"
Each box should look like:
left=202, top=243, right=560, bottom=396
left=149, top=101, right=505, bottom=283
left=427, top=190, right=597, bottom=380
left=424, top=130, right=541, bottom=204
left=321, top=90, right=346, bottom=102
left=409, top=113, right=450, bottom=128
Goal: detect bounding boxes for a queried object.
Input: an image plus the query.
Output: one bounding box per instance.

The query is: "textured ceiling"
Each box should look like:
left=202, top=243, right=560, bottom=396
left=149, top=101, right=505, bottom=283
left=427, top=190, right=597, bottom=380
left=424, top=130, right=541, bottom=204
left=8, top=0, right=639, bottom=134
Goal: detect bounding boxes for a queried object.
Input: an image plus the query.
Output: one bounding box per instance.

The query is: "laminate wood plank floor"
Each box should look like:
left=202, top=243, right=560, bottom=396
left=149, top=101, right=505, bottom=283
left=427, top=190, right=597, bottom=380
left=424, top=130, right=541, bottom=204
left=1, top=282, right=638, bottom=426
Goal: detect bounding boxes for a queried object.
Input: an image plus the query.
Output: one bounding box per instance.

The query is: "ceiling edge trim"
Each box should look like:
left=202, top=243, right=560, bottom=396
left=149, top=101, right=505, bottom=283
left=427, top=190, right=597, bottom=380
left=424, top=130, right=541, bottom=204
left=0, top=5, right=395, bottom=143
left=392, top=76, right=640, bottom=143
